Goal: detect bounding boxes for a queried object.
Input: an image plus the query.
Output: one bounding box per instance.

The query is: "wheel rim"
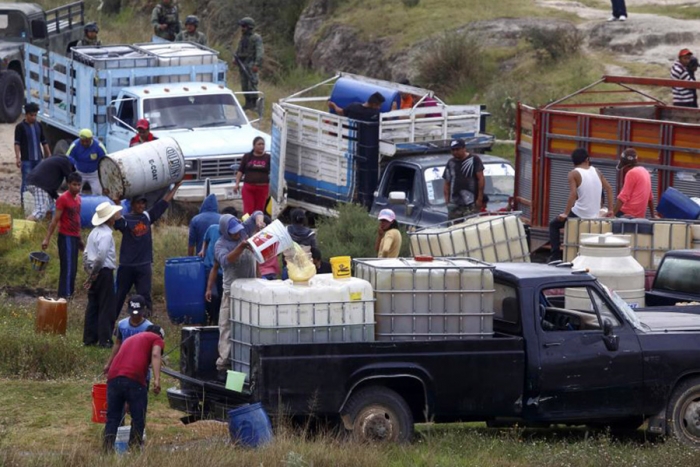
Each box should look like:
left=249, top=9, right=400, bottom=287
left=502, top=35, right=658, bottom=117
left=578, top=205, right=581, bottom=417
left=680, top=397, right=700, bottom=442
left=356, top=406, right=397, bottom=442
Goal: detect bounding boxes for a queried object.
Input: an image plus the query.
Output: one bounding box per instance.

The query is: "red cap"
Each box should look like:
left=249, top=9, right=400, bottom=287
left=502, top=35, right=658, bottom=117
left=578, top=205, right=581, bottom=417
left=679, top=48, right=693, bottom=58
left=136, top=118, right=150, bottom=130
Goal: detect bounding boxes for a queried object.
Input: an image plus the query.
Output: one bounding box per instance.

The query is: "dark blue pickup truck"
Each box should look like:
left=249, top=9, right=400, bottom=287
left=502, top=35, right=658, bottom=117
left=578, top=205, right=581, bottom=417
left=165, top=262, right=700, bottom=446
left=646, top=250, right=700, bottom=307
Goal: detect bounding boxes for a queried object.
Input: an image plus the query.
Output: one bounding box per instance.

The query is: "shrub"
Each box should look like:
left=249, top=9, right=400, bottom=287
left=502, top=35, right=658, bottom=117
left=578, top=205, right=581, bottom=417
left=402, top=0, right=420, bottom=7
left=524, top=27, right=583, bottom=63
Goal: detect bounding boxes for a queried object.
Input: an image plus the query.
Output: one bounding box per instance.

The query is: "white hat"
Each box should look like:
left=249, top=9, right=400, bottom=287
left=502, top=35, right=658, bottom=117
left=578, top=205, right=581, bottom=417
left=92, top=202, right=122, bottom=226
left=378, top=209, right=396, bottom=222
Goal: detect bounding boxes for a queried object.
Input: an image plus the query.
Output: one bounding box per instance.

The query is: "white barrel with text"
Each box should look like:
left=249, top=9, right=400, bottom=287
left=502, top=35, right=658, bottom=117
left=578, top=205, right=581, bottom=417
left=98, top=137, right=185, bottom=199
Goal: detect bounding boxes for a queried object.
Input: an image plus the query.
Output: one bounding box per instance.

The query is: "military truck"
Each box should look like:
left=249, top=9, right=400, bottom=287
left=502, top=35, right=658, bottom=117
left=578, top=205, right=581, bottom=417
left=0, top=1, right=84, bottom=122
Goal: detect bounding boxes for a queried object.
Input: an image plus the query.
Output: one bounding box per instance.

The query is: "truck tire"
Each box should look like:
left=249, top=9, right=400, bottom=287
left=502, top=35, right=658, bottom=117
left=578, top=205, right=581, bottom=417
left=0, top=70, right=23, bottom=123
left=342, top=386, right=413, bottom=443
left=666, top=377, right=700, bottom=447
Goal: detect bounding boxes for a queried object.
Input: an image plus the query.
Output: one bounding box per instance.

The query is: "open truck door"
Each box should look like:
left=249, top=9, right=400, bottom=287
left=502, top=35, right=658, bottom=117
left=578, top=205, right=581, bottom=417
left=270, top=102, right=288, bottom=213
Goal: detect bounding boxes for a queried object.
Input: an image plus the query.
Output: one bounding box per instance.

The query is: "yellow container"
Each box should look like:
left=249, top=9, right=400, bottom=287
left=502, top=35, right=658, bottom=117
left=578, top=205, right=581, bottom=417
left=0, top=214, right=11, bottom=236
left=330, top=256, right=351, bottom=279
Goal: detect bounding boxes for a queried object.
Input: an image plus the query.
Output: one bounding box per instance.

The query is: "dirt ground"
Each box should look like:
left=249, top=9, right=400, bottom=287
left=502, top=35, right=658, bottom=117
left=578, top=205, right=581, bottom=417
left=0, top=120, right=21, bottom=207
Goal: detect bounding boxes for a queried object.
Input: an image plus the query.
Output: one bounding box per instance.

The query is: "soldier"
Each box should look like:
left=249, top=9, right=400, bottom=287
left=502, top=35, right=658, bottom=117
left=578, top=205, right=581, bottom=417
left=151, top=0, right=181, bottom=42
left=175, top=15, right=207, bottom=46
left=234, top=17, right=264, bottom=110
left=77, top=23, right=101, bottom=47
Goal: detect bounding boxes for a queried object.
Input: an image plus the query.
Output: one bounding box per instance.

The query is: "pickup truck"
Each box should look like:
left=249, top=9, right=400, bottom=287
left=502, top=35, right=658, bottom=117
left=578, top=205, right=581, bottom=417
left=646, top=250, right=700, bottom=306
left=164, top=262, right=700, bottom=447
left=0, top=1, right=84, bottom=122
left=24, top=42, right=270, bottom=202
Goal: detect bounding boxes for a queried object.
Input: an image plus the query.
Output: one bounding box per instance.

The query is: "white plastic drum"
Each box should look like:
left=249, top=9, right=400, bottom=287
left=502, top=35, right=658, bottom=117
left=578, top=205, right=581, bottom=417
left=136, top=42, right=217, bottom=83
left=98, top=137, right=185, bottom=199
left=567, top=233, right=646, bottom=309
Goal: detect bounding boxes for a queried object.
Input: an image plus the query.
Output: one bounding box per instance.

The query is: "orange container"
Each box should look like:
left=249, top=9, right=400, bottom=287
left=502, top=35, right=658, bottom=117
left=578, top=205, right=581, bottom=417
left=92, top=383, right=108, bottom=423
left=35, top=297, right=68, bottom=335
left=0, top=214, right=10, bottom=236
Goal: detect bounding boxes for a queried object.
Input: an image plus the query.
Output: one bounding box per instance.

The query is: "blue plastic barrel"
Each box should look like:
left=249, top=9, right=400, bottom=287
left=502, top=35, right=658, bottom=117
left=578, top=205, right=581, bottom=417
left=657, top=187, right=700, bottom=220
left=80, top=195, right=113, bottom=228
left=329, top=77, right=400, bottom=114
left=228, top=403, right=273, bottom=447
left=164, top=257, right=207, bottom=324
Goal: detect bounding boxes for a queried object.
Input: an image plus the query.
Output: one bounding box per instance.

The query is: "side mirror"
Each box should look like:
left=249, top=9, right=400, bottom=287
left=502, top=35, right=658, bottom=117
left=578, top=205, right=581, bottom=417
left=107, top=105, right=116, bottom=124
left=388, top=191, right=407, bottom=205
left=603, top=319, right=613, bottom=336
left=602, top=319, right=619, bottom=351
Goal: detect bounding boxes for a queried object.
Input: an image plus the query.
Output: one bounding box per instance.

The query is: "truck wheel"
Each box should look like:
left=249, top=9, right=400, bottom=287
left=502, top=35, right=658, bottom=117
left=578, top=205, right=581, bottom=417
left=667, top=377, right=700, bottom=447
left=53, top=139, right=71, bottom=157
left=0, top=70, right=23, bottom=123
left=342, top=386, right=413, bottom=443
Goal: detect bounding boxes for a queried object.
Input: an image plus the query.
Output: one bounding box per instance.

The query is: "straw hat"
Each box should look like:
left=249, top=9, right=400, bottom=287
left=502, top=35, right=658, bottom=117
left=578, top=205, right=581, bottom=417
left=92, top=202, right=122, bottom=226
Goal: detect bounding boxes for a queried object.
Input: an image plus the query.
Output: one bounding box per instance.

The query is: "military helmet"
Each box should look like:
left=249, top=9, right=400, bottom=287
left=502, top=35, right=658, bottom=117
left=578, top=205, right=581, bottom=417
left=185, top=15, right=199, bottom=26
left=84, top=22, right=99, bottom=33
left=239, top=17, right=255, bottom=28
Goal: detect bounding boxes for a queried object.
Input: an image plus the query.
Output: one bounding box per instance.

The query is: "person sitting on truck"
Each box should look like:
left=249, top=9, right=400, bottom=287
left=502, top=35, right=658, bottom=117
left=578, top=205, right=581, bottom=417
left=25, top=154, right=76, bottom=222
left=547, top=148, right=614, bottom=262
left=612, top=149, right=655, bottom=219
left=234, top=136, right=271, bottom=215
left=671, top=49, right=696, bottom=108
left=76, top=22, right=101, bottom=47
left=376, top=209, right=402, bottom=258
left=205, top=215, right=257, bottom=380
left=129, top=119, right=157, bottom=147
left=66, top=129, right=107, bottom=195
left=442, top=138, right=486, bottom=220
left=15, top=102, right=50, bottom=207
left=175, top=15, right=207, bottom=46
left=151, top=0, right=181, bottom=42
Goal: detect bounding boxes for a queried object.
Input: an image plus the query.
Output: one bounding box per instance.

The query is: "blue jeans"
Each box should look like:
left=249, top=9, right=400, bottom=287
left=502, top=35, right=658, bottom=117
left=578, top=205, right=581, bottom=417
left=611, top=0, right=627, bottom=18
left=20, top=160, right=41, bottom=205
left=104, top=376, right=148, bottom=451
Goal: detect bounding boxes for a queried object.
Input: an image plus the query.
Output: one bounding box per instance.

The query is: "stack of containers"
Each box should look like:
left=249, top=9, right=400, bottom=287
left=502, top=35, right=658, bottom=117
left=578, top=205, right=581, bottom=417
left=134, top=42, right=219, bottom=83
left=353, top=257, right=495, bottom=341
left=230, top=275, right=375, bottom=376
left=408, top=214, right=529, bottom=263
left=71, top=45, right=158, bottom=86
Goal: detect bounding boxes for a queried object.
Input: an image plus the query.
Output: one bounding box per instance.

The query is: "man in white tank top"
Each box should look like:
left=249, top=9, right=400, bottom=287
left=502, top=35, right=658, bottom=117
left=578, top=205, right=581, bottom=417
left=548, top=148, right=613, bottom=262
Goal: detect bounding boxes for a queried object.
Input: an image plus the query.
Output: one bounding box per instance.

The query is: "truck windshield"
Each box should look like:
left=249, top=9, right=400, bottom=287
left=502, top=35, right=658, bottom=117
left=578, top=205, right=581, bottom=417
left=653, top=256, right=700, bottom=295
left=143, top=94, right=246, bottom=130
left=0, top=12, right=29, bottom=41
left=603, top=285, right=646, bottom=332
left=423, top=162, right=515, bottom=205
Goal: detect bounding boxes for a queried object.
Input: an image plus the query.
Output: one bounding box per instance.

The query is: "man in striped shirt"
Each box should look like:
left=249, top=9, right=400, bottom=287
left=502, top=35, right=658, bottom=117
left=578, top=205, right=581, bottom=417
left=671, top=49, right=696, bottom=107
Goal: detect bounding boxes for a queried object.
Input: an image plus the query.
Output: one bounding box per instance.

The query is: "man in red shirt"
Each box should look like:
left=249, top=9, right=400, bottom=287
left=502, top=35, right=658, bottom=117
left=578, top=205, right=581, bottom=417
left=42, top=172, right=83, bottom=298
left=129, top=119, right=157, bottom=147
left=103, top=325, right=164, bottom=452
left=613, top=149, right=655, bottom=218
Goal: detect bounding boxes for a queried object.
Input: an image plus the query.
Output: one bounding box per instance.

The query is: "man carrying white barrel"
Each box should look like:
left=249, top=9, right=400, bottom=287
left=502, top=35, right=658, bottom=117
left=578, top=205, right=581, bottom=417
left=112, top=182, right=182, bottom=318
left=66, top=129, right=107, bottom=195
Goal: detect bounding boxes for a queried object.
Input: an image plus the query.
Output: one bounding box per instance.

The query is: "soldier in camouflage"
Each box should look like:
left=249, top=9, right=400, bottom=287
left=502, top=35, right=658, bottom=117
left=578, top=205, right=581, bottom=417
left=151, top=0, right=181, bottom=42
left=234, top=17, right=264, bottom=110
left=76, top=23, right=101, bottom=47
left=175, top=15, right=207, bottom=46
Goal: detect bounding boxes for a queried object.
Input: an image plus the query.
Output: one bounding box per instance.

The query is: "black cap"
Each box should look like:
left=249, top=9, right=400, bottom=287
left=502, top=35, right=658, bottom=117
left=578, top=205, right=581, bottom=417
left=616, top=148, right=638, bottom=170
left=450, top=139, right=466, bottom=149
left=128, top=294, right=147, bottom=315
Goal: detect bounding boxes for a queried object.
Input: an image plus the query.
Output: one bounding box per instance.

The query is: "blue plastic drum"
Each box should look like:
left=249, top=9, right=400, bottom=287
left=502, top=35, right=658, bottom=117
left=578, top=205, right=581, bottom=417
left=329, top=77, right=400, bottom=114
left=164, top=257, right=207, bottom=324
left=80, top=195, right=113, bottom=228
left=657, top=187, right=700, bottom=220
left=228, top=403, right=273, bottom=447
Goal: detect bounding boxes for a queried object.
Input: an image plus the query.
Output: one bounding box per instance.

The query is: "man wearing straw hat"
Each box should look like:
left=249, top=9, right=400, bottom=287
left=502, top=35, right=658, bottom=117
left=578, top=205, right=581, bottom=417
left=83, top=201, right=122, bottom=347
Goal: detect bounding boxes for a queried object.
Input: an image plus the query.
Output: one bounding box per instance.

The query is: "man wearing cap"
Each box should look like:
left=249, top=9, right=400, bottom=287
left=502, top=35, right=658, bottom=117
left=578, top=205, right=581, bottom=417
left=103, top=294, right=154, bottom=375
left=129, top=119, right=157, bottom=147
left=375, top=209, right=402, bottom=258
left=612, top=149, right=655, bottom=219
left=25, top=155, right=76, bottom=221
left=66, top=129, right=107, bottom=195
left=671, top=49, right=696, bottom=107
left=113, top=182, right=182, bottom=318
left=205, top=214, right=256, bottom=379
left=15, top=102, right=50, bottom=206
left=83, top=201, right=122, bottom=347
left=175, top=15, right=207, bottom=45
left=103, top=324, right=164, bottom=451
left=443, top=138, right=486, bottom=220
left=77, top=22, right=101, bottom=46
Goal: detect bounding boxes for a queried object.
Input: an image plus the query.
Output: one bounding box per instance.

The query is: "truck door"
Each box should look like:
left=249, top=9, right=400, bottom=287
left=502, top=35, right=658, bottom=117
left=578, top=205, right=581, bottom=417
left=270, top=103, right=287, bottom=203
left=372, top=163, right=422, bottom=227
left=105, top=96, right=137, bottom=153
left=533, top=285, right=644, bottom=420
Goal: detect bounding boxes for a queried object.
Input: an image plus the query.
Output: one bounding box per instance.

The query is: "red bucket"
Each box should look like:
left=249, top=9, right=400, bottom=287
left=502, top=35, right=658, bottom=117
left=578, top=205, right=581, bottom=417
left=92, top=383, right=108, bottom=423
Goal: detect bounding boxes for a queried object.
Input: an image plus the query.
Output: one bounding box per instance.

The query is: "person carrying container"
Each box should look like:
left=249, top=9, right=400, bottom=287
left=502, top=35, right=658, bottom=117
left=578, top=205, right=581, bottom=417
left=42, top=172, right=83, bottom=299
left=15, top=102, right=50, bottom=207
left=175, top=15, right=207, bottom=46
left=25, top=154, right=76, bottom=221
left=235, top=17, right=264, bottom=110
left=188, top=194, right=219, bottom=256
left=151, top=0, right=181, bottom=42
left=66, top=129, right=107, bottom=195
left=103, top=325, right=164, bottom=452
left=375, top=209, right=402, bottom=258
left=129, top=119, right=157, bottom=147
left=77, top=22, right=101, bottom=46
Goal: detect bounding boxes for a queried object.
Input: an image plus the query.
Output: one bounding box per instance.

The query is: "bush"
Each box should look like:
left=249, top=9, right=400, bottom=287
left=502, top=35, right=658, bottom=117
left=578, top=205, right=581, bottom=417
left=524, top=27, right=583, bottom=63
left=416, top=32, right=491, bottom=96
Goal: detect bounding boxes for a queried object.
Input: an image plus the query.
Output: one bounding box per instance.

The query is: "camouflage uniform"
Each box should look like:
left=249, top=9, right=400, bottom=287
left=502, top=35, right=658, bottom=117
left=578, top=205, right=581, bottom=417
left=174, top=30, right=207, bottom=46
left=76, top=38, right=102, bottom=47
left=151, top=2, right=181, bottom=42
left=235, top=18, right=264, bottom=109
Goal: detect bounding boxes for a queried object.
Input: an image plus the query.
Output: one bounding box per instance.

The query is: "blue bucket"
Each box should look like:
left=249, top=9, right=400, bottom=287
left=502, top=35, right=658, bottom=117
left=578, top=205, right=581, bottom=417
left=228, top=403, right=273, bottom=447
